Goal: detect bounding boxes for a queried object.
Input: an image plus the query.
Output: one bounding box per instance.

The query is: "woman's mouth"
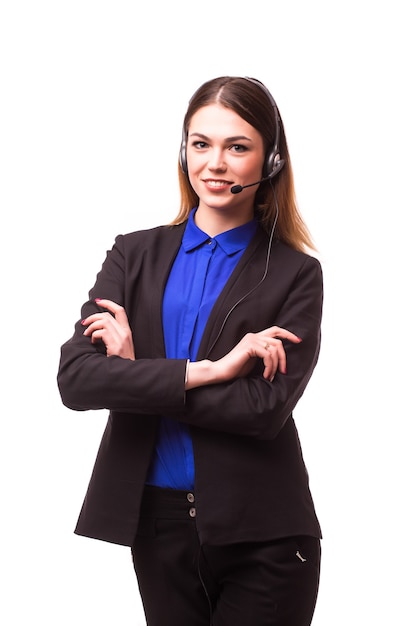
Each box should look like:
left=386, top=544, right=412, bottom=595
left=203, top=179, right=232, bottom=191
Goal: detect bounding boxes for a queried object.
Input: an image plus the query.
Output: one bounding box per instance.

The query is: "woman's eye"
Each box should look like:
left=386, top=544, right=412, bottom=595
left=192, top=141, right=208, bottom=149
left=230, top=144, right=248, bottom=153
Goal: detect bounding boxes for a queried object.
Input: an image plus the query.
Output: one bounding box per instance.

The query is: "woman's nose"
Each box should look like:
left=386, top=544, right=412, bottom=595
left=208, top=149, right=226, bottom=171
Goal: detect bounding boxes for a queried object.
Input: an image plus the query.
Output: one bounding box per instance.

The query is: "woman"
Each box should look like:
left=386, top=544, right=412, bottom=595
left=58, top=76, right=323, bottom=625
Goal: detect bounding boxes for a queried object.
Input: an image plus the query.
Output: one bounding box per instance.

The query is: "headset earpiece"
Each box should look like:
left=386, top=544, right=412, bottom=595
left=267, top=155, right=285, bottom=179
left=244, top=77, right=283, bottom=179
left=179, top=126, right=188, bottom=174
left=264, top=145, right=282, bottom=178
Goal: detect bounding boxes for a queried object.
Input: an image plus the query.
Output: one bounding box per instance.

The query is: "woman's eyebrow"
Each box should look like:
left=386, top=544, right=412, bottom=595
left=189, top=132, right=253, bottom=142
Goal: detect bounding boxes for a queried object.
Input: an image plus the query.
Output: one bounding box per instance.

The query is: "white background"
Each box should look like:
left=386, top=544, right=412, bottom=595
left=1, top=1, right=415, bottom=624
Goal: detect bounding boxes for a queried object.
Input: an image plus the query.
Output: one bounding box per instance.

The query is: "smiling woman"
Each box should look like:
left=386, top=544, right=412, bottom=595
left=175, top=76, right=314, bottom=253
left=58, top=76, right=323, bottom=626
left=185, top=104, right=265, bottom=232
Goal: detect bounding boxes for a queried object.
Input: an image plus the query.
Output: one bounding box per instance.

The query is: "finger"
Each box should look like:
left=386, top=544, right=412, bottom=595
left=260, top=337, right=286, bottom=380
left=263, top=326, right=302, bottom=343
left=275, top=341, right=287, bottom=375
left=87, top=324, right=118, bottom=349
left=259, top=341, right=278, bottom=382
left=82, top=314, right=116, bottom=336
left=262, top=355, right=276, bottom=382
left=81, top=313, right=109, bottom=328
left=94, top=298, right=130, bottom=328
left=89, top=329, right=106, bottom=344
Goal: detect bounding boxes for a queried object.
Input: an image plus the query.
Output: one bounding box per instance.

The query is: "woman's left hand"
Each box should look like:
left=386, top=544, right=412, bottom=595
left=185, top=326, right=302, bottom=390
left=81, top=299, right=135, bottom=360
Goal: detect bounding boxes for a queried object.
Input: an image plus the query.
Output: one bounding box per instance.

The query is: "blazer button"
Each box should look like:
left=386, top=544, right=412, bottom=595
left=189, top=507, right=196, bottom=518
left=187, top=493, right=195, bottom=503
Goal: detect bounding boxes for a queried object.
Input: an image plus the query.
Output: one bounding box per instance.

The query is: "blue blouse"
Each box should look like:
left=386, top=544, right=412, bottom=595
left=146, top=208, right=257, bottom=489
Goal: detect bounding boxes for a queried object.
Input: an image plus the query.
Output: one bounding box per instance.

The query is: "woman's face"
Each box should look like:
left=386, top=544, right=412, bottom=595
left=186, top=103, right=265, bottom=221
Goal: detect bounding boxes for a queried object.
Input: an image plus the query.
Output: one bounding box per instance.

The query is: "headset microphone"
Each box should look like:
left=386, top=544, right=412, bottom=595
left=230, top=177, right=270, bottom=194
left=230, top=159, right=285, bottom=194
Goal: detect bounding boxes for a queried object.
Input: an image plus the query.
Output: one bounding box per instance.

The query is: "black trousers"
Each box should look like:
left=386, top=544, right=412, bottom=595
left=132, top=486, right=321, bottom=626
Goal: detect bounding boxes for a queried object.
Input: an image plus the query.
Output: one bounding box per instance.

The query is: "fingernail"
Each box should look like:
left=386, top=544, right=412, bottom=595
left=95, top=298, right=102, bottom=303
left=81, top=319, right=85, bottom=325
left=296, top=337, right=302, bottom=342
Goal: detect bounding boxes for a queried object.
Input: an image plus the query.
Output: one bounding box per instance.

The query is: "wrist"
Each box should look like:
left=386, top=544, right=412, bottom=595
left=185, top=359, right=217, bottom=390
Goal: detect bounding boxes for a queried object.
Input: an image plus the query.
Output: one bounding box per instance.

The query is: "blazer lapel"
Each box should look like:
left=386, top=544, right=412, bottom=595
left=198, top=227, right=268, bottom=359
left=147, top=223, right=186, bottom=357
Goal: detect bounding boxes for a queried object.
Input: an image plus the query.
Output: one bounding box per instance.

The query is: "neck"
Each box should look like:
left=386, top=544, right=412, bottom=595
left=194, top=204, right=254, bottom=237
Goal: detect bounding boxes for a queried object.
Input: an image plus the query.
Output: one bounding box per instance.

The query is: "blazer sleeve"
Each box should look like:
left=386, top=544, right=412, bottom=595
left=57, top=234, right=188, bottom=415
left=181, top=254, right=323, bottom=440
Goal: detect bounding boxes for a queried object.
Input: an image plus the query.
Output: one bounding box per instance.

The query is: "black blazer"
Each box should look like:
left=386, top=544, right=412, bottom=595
left=57, top=221, right=323, bottom=546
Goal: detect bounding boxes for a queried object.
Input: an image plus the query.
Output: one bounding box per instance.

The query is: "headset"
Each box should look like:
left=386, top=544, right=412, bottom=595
left=244, top=76, right=284, bottom=180
left=179, top=76, right=284, bottom=180
left=178, top=77, right=285, bottom=355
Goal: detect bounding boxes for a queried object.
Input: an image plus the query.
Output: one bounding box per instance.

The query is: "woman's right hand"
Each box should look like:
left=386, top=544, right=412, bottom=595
left=81, top=298, right=135, bottom=360
left=185, top=326, right=302, bottom=390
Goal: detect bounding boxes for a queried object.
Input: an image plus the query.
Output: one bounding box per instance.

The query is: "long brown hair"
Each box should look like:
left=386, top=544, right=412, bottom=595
left=171, top=76, right=316, bottom=253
